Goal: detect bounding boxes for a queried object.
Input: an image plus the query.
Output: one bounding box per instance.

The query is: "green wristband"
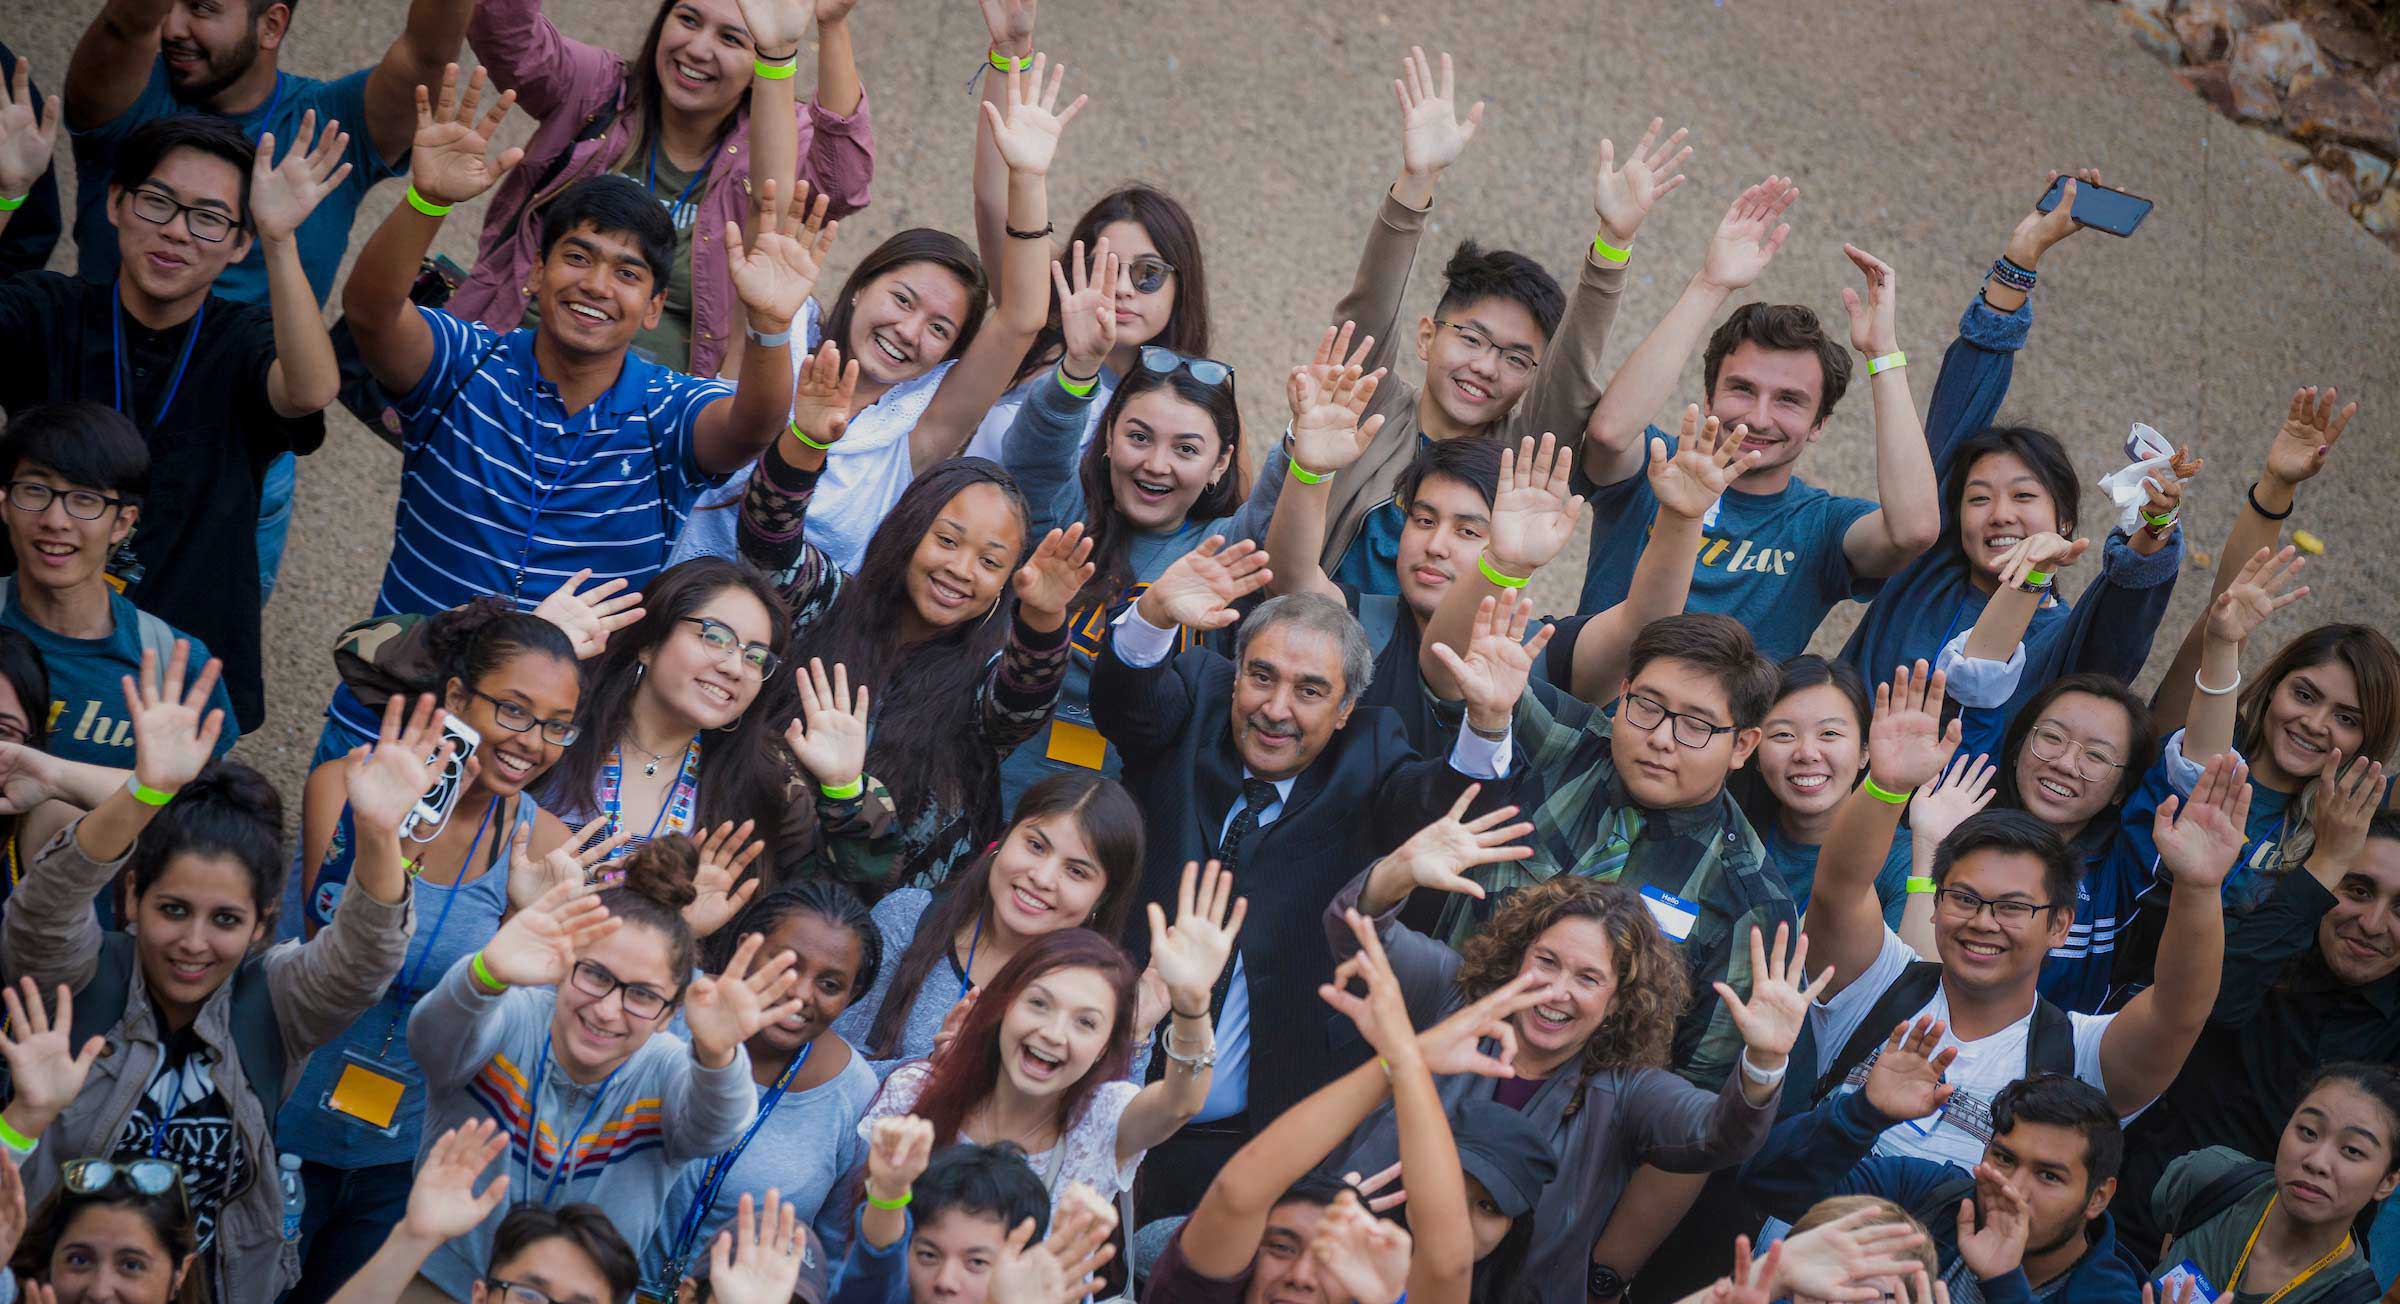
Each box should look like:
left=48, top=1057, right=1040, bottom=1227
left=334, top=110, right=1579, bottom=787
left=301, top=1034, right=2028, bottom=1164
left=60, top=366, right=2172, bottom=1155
left=820, top=776, right=865, bottom=800
left=1905, top=876, right=1937, bottom=895
left=1591, top=233, right=1632, bottom=264
left=1056, top=367, right=1099, bottom=398
left=404, top=185, right=454, bottom=217
left=0, top=1114, right=37, bottom=1150
left=1861, top=775, right=1912, bottom=805
left=0, top=193, right=26, bottom=213
left=127, top=776, right=176, bottom=807
left=988, top=49, right=1030, bottom=72
left=1477, top=554, right=1530, bottom=589
left=867, top=1188, right=912, bottom=1211
left=1287, top=460, right=1333, bottom=486
left=470, top=950, right=507, bottom=992
left=1866, top=350, right=1908, bottom=376
left=2140, top=505, right=2178, bottom=527
left=2021, top=568, right=2053, bottom=591
left=753, top=56, right=798, bottom=80
left=789, top=418, right=834, bottom=452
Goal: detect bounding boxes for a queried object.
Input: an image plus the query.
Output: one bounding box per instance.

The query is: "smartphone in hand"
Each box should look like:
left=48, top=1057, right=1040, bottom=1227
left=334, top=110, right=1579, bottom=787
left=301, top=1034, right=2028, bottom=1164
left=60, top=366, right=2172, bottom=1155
left=2037, top=176, right=2153, bottom=237
left=400, top=713, right=483, bottom=841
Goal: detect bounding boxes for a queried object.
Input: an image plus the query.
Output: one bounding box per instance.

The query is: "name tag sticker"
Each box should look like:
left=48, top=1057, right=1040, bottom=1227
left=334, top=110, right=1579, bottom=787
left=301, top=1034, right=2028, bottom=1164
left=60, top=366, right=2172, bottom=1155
left=2153, top=1259, right=2216, bottom=1303
left=327, top=1061, right=407, bottom=1129
left=1639, top=883, right=1699, bottom=943
left=1044, top=719, right=1107, bottom=770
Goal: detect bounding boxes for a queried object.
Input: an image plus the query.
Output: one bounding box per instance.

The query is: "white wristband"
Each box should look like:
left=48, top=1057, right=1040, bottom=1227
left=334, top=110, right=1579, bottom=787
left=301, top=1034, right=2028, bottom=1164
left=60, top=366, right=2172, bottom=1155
left=1739, top=1050, right=1788, bottom=1087
left=2194, top=670, right=2242, bottom=697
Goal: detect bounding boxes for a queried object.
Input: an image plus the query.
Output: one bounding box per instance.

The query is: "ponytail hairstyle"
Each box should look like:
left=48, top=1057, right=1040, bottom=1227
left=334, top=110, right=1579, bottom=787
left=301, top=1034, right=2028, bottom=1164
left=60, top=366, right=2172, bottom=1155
left=820, top=229, right=989, bottom=374
left=1012, top=185, right=1212, bottom=384
left=598, top=835, right=702, bottom=990
left=15, top=1175, right=203, bottom=1304
left=904, top=929, right=1137, bottom=1146
left=128, top=761, right=285, bottom=915
left=704, top=879, right=884, bottom=995
left=426, top=597, right=580, bottom=697
left=2233, top=624, right=2400, bottom=873
left=864, top=773, right=1145, bottom=1058
left=1068, top=363, right=1242, bottom=615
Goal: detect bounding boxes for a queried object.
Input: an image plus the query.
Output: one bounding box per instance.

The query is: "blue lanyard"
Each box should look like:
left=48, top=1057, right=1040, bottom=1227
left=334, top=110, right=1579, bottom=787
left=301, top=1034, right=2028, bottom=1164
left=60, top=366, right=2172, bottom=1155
left=110, top=289, right=205, bottom=430
left=243, top=74, right=286, bottom=147
left=524, top=1033, right=624, bottom=1204
left=961, top=915, right=983, bottom=988
left=644, top=138, right=711, bottom=213
left=376, top=798, right=501, bottom=1055
left=664, top=1041, right=813, bottom=1270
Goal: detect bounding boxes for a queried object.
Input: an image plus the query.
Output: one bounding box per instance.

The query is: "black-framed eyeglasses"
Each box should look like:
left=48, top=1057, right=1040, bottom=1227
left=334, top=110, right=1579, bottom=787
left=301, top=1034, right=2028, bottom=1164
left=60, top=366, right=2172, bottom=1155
left=1433, top=318, right=1538, bottom=377
left=569, top=959, right=676, bottom=1022
left=6, top=480, right=131, bottom=521
left=62, top=1158, right=188, bottom=1214
left=1934, top=887, right=2060, bottom=929
left=2024, top=722, right=2126, bottom=783
left=485, top=1280, right=564, bottom=1304
left=1125, top=256, right=1175, bottom=295
left=678, top=616, right=780, bottom=680
left=127, top=187, right=239, bottom=243
left=1138, top=345, right=1234, bottom=392
left=1620, top=692, right=1738, bottom=750
left=470, top=690, right=582, bottom=747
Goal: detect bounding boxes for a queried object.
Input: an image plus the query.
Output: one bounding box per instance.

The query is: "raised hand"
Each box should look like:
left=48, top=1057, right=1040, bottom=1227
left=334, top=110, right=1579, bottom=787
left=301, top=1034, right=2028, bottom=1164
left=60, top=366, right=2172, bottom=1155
left=865, top=1115, right=935, bottom=1205
left=0, top=742, right=77, bottom=816
left=1648, top=404, right=1761, bottom=521
left=784, top=658, right=870, bottom=789
left=1147, top=860, right=1246, bottom=1017
left=1012, top=523, right=1098, bottom=626
left=1376, top=784, right=1533, bottom=901
left=505, top=822, right=628, bottom=912
left=1839, top=244, right=1900, bottom=357
left=1994, top=532, right=2090, bottom=591
left=1861, top=1016, right=1959, bottom=1123
left=980, top=54, right=1086, bottom=178
left=480, top=880, right=618, bottom=988
left=686, top=932, right=805, bottom=1064
left=732, top=0, right=810, bottom=58
left=399, top=1120, right=512, bottom=1244
left=2263, top=386, right=2355, bottom=489
left=2305, top=750, right=2387, bottom=882
left=2006, top=168, right=2104, bottom=267
left=1392, top=46, right=1483, bottom=180
left=1955, top=1166, right=2032, bottom=1282
left=2204, top=545, right=2308, bottom=647
left=2153, top=751, right=2253, bottom=892
left=1134, top=536, right=1272, bottom=632
left=0, top=58, right=60, bottom=203
left=2141, top=446, right=2205, bottom=525
left=1340, top=1162, right=1410, bottom=1215
left=728, top=179, right=837, bottom=333
left=1700, top=176, right=1798, bottom=293
left=1714, top=923, right=1831, bottom=1066
left=1775, top=1209, right=1931, bottom=1303
left=1486, top=433, right=1589, bottom=575
left=1052, top=238, right=1118, bottom=376
left=1866, top=661, right=1963, bottom=795
left=122, top=642, right=226, bottom=799
left=788, top=341, right=862, bottom=450
left=1414, top=969, right=1547, bottom=1078
left=409, top=64, right=524, bottom=207
left=1427, top=595, right=1555, bottom=735
left=0, top=980, right=107, bottom=1136
left=709, top=1191, right=807, bottom=1304
left=533, top=569, right=646, bottom=660
left=251, top=109, right=354, bottom=243
left=344, top=692, right=458, bottom=840
left=684, top=821, right=766, bottom=939
left=1592, top=116, right=1692, bottom=246
left=1287, top=344, right=1388, bottom=480
left=1307, top=1190, right=1411, bottom=1304
left=1003, top=1184, right=1116, bottom=1302
left=974, top=0, right=1037, bottom=53
left=1910, top=753, right=1997, bottom=855
left=1319, top=907, right=1420, bottom=1063
left=1715, top=1236, right=1784, bottom=1304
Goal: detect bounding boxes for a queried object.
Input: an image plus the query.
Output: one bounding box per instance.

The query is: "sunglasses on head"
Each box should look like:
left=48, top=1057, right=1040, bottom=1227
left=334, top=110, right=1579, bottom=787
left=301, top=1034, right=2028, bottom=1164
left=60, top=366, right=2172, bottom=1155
left=1137, top=346, right=1234, bottom=391
left=62, top=1158, right=188, bottom=1212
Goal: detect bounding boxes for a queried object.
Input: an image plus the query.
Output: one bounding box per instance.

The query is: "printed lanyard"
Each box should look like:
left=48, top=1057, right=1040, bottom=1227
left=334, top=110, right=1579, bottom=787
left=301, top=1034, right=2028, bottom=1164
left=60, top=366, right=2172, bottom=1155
left=524, top=1032, right=624, bottom=1205
left=599, top=737, right=703, bottom=851
left=662, top=1042, right=813, bottom=1276
left=376, top=798, right=501, bottom=1055
left=2229, top=1195, right=2353, bottom=1304
left=111, top=289, right=205, bottom=430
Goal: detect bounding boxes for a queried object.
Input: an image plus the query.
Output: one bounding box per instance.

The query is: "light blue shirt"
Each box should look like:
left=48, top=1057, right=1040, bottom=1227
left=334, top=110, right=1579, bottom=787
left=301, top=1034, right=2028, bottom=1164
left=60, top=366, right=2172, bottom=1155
left=1193, top=774, right=1293, bottom=1124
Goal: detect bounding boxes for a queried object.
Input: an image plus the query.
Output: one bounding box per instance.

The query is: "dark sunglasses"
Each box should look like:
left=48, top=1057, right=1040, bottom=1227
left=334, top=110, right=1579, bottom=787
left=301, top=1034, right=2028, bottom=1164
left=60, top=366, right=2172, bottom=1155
left=1138, top=346, right=1234, bottom=391
left=1125, top=256, right=1174, bottom=295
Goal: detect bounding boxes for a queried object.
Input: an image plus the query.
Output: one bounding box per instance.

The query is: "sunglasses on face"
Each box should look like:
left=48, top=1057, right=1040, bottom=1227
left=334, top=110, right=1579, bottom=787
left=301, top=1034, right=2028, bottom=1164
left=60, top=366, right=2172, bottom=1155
left=1124, top=256, right=1174, bottom=295
left=1138, top=346, right=1234, bottom=391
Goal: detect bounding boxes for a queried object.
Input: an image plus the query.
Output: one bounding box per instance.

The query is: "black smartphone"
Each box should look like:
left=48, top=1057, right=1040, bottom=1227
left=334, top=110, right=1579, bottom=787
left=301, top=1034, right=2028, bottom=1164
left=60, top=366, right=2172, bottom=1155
left=2036, top=176, right=2153, bottom=237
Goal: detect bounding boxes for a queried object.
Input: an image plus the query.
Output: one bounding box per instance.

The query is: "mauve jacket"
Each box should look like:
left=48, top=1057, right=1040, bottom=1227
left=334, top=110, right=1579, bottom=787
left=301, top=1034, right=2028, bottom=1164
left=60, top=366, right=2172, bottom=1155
left=453, top=0, right=875, bottom=377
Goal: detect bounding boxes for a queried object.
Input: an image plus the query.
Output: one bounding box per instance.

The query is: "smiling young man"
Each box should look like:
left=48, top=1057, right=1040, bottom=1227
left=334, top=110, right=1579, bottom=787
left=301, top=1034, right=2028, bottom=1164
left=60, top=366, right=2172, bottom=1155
left=0, top=403, right=236, bottom=768
left=1805, top=668, right=2247, bottom=1174
left=0, top=113, right=339, bottom=731
left=1574, top=180, right=1943, bottom=661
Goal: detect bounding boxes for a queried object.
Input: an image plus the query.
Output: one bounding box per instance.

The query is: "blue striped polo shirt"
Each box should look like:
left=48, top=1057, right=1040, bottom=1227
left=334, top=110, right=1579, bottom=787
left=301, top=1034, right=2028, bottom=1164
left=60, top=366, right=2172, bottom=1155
left=330, top=307, right=732, bottom=740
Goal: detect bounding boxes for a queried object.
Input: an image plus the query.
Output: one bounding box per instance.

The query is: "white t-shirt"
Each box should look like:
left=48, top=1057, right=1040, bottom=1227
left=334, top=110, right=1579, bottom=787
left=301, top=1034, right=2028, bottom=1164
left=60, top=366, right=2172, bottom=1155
left=1811, top=929, right=2138, bottom=1171
left=859, top=1060, right=1146, bottom=1208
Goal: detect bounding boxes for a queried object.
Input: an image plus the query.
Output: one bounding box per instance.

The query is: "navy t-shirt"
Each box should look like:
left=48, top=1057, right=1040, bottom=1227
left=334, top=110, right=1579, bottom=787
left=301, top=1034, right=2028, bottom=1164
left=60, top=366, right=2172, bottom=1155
left=0, top=587, right=239, bottom=767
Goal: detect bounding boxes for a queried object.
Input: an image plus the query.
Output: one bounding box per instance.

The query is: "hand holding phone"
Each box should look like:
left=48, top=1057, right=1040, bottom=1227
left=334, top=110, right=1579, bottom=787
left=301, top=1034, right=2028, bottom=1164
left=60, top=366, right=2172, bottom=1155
left=400, top=713, right=482, bottom=841
left=2036, top=174, right=2152, bottom=238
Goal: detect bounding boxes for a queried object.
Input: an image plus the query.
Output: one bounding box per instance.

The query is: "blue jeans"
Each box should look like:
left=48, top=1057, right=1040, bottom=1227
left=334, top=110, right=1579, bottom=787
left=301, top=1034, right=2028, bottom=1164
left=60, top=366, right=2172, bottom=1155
left=258, top=452, right=296, bottom=603
left=284, top=1159, right=413, bottom=1304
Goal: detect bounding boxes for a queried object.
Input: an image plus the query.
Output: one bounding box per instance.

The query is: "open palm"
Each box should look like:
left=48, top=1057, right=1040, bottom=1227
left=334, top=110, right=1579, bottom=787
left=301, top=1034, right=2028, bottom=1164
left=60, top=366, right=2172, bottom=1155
left=2265, top=386, right=2354, bottom=487
left=409, top=64, right=523, bottom=206
left=1701, top=176, right=1798, bottom=292
left=785, top=658, right=869, bottom=787
left=2153, top=752, right=2251, bottom=891
left=1714, top=924, right=1829, bottom=1060
left=729, top=180, right=836, bottom=330
left=1488, top=433, right=1587, bottom=573
left=1288, top=363, right=1385, bottom=475
left=1139, top=537, right=1272, bottom=631
left=0, top=60, right=59, bottom=200
left=251, top=110, right=353, bottom=242
left=1011, top=523, right=1097, bottom=622
left=2205, top=546, right=2307, bottom=646
left=1867, top=661, right=1961, bottom=793
left=981, top=54, right=1085, bottom=177
left=1862, top=1016, right=1958, bottom=1122
left=345, top=692, right=456, bottom=837
left=1649, top=405, right=1757, bottom=520
left=1053, top=238, right=1118, bottom=372
left=1592, top=116, right=1692, bottom=244
left=1146, top=860, right=1245, bottom=1010
left=789, top=342, right=861, bottom=450
left=402, top=1121, right=513, bottom=1243
left=1429, top=596, right=1552, bottom=729
left=1394, top=46, right=1482, bottom=178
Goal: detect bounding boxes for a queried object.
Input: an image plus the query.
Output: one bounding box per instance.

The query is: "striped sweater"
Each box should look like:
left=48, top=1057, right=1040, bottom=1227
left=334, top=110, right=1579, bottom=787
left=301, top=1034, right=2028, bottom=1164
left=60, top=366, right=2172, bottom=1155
left=408, top=954, right=757, bottom=1298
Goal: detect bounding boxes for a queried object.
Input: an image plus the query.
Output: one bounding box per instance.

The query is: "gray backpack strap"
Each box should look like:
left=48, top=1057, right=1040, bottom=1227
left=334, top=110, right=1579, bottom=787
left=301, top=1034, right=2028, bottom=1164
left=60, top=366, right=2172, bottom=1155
left=131, top=608, right=176, bottom=665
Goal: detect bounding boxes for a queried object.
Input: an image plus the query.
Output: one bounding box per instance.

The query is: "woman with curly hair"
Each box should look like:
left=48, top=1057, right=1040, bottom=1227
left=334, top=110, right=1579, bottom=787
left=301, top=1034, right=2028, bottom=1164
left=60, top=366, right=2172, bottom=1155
left=1322, top=791, right=1818, bottom=1304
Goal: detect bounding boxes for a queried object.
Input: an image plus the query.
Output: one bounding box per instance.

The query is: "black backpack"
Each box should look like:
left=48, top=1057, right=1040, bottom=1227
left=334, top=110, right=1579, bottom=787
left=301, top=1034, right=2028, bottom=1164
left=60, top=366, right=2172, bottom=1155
left=1809, top=961, right=2074, bottom=1103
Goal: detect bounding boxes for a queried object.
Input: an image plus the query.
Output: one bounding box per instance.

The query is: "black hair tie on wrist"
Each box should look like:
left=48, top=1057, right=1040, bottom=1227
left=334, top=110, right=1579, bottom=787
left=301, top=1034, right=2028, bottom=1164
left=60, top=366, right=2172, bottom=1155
left=2247, top=480, right=2295, bottom=521
left=1005, top=221, right=1055, bottom=241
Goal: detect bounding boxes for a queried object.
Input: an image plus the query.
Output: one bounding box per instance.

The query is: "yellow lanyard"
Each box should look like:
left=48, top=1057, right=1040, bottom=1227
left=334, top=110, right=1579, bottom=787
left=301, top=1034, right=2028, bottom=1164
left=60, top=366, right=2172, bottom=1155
left=2229, top=1196, right=2354, bottom=1304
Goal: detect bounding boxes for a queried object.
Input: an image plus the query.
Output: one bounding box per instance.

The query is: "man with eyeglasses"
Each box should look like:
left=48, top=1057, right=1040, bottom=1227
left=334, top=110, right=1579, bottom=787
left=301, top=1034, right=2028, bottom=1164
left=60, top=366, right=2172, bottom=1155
left=0, top=403, right=237, bottom=767
left=1802, top=664, right=2246, bottom=1175
left=0, top=113, right=338, bottom=734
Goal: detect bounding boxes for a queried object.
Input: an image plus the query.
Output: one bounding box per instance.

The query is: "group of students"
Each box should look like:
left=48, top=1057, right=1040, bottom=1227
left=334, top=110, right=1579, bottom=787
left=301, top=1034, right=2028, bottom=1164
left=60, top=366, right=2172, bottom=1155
left=0, top=3, right=2393, bottom=1304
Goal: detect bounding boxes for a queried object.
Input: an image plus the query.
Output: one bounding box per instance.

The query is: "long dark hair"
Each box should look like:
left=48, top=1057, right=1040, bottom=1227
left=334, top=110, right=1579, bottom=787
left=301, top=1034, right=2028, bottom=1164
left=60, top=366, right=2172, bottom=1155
left=1995, top=672, right=2158, bottom=820
left=1012, top=185, right=1211, bottom=384
left=538, top=558, right=798, bottom=870
left=0, top=628, right=51, bottom=861
left=1069, top=364, right=1241, bottom=614
left=430, top=601, right=581, bottom=798
left=1940, top=426, right=2082, bottom=566
left=614, top=0, right=754, bottom=176
left=791, top=460, right=1030, bottom=845
left=15, top=1176, right=203, bottom=1304
left=2233, top=624, right=2400, bottom=871
left=904, top=929, right=1138, bottom=1148
left=1731, top=654, right=1872, bottom=839
left=820, top=229, right=989, bottom=374
left=129, top=762, right=284, bottom=916
left=864, top=773, right=1145, bottom=1058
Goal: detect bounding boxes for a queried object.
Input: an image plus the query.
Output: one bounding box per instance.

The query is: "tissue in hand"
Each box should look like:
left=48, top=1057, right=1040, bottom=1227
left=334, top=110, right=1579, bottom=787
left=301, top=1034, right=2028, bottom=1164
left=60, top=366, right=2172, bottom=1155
left=2096, top=422, right=2179, bottom=532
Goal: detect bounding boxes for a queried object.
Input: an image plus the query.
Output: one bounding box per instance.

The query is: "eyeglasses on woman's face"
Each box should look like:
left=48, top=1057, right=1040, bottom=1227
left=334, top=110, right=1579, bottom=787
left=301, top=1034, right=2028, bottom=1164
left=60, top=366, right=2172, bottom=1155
left=679, top=616, right=779, bottom=679
left=568, top=959, right=675, bottom=1021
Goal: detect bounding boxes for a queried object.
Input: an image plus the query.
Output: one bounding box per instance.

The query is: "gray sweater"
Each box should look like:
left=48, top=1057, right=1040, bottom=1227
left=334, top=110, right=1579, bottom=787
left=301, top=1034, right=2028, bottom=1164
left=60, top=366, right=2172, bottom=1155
left=408, top=954, right=759, bottom=1298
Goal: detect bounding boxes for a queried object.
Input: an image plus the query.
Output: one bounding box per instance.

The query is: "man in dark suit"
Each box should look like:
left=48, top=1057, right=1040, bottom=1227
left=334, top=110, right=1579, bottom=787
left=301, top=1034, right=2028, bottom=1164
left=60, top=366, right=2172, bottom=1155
left=1094, top=538, right=1540, bottom=1220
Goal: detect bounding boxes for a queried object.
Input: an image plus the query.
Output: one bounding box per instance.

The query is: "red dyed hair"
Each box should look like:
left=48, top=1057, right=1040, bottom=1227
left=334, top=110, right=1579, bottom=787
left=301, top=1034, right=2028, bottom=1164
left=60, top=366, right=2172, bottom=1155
left=908, top=929, right=1140, bottom=1147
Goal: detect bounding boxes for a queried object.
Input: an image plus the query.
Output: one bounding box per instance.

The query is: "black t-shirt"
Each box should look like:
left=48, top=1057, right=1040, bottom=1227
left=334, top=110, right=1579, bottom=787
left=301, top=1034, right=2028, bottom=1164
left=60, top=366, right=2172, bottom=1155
left=0, top=272, right=324, bottom=729
left=112, top=1020, right=252, bottom=1257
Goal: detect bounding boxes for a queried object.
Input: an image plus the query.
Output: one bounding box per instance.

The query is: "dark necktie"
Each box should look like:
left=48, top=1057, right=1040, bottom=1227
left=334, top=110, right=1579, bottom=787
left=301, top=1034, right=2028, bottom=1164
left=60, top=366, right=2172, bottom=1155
left=1217, top=777, right=1280, bottom=877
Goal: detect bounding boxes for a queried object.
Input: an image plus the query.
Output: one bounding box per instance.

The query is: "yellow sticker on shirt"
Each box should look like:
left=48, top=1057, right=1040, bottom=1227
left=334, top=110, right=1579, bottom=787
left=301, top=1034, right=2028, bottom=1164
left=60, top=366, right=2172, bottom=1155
left=1045, top=719, right=1108, bottom=770
left=328, top=1062, right=407, bottom=1129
